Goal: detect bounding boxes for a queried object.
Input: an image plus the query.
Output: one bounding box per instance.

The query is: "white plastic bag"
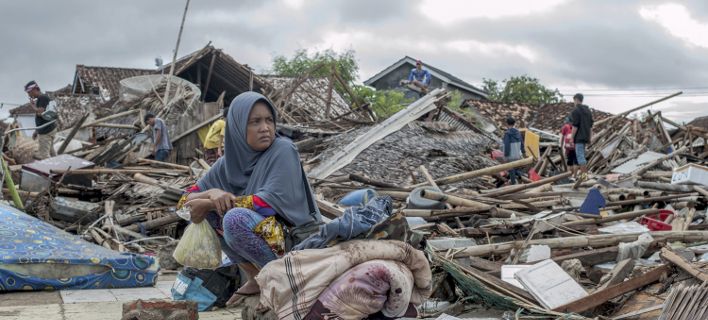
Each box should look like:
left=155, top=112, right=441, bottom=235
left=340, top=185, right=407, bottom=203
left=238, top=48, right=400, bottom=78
left=172, top=221, right=222, bottom=269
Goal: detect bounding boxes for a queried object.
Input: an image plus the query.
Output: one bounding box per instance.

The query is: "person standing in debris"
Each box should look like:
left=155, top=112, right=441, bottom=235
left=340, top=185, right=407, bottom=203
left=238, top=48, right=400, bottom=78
left=177, top=92, right=321, bottom=305
left=24, top=81, right=58, bottom=160
left=560, top=117, right=578, bottom=178
left=407, top=59, right=432, bottom=95
left=202, top=107, right=228, bottom=165
left=570, top=93, right=594, bottom=179
left=144, top=113, right=172, bottom=162
left=502, top=116, right=525, bottom=185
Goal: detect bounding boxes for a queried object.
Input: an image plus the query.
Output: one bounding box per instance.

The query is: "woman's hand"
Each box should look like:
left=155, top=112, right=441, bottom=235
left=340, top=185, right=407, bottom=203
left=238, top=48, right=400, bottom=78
left=208, top=188, right=236, bottom=215
left=186, top=199, right=214, bottom=223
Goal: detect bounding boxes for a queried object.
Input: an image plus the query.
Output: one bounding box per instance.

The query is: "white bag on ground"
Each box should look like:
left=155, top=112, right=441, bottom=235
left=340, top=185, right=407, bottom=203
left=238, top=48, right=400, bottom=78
left=172, top=221, right=222, bottom=269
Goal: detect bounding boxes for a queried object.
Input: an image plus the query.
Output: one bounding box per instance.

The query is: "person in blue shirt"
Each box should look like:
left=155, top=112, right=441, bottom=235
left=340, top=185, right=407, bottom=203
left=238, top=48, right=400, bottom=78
left=407, top=59, right=431, bottom=94
left=502, top=117, right=526, bottom=185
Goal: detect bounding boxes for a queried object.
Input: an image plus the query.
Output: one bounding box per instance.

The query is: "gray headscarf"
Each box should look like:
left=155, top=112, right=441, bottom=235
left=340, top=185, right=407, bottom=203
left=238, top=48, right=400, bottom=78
left=197, top=92, right=321, bottom=226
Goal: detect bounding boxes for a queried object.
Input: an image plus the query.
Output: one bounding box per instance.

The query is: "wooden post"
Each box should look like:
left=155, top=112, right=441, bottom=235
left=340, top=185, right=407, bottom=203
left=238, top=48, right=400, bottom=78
left=201, top=51, right=218, bottom=101
left=58, top=112, right=90, bottom=154
left=164, top=0, right=191, bottom=105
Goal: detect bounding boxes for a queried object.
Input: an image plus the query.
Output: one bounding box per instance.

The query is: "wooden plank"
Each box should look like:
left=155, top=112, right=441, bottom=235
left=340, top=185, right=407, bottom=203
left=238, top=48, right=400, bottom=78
left=552, top=247, right=619, bottom=266
left=660, top=247, right=708, bottom=282
left=553, top=265, right=671, bottom=313
left=597, top=259, right=636, bottom=291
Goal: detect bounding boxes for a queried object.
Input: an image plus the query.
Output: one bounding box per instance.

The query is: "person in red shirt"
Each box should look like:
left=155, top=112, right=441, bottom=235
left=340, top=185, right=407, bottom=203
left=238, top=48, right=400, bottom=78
left=560, top=117, right=578, bottom=178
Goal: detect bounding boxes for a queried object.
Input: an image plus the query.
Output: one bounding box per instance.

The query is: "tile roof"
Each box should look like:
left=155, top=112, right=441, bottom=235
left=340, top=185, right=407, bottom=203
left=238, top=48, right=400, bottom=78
left=464, top=100, right=613, bottom=134
left=73, top=65, right=154, bottom=103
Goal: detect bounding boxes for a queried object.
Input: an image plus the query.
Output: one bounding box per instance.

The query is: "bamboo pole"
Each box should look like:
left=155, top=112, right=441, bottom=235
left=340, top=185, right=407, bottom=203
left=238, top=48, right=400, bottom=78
left=596, top=91, right=683, bottom=126
left=420, top=190, right=491, bottom=210
left=450, top=231, right=708, bottom=257
left=636, top=181, right=695, bottom=193
left=634, top=146, right=688, bottom=176
left=562, top=208, right=659, bottom=227
left=80, top=109, right=140, bottom=129
left=410, top=157, right=534, bottom=187
left=2, top=157, right=23, bottom=210
left=164, top=0, right=191, bottom=105
left=482, top=172, right=572, bottom=198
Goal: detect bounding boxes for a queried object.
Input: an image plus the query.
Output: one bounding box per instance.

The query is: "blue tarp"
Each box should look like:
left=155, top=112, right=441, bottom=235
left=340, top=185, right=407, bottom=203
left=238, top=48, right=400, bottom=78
left=0, top=204, right=159, bottom=291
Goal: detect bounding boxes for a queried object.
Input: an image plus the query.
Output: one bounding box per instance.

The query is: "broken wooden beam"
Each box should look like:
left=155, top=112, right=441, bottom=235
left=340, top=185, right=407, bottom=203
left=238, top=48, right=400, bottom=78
left=660, top=247, right=708, bottom=282
left=411, top=157, right=534, bottom=187
left=482, top=172, right=572, bottom=198
left=553, top=264, right=671, bottom=313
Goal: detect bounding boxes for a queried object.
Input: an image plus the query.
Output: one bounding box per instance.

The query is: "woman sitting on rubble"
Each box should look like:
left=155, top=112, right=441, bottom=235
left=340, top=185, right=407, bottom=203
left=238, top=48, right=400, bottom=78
left=177, top=91, right=322, bottom=304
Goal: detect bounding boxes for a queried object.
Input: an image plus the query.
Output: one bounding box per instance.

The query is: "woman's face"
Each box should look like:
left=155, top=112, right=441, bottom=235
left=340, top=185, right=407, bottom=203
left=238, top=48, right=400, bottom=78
left=246, top=102, right=275, bottom=151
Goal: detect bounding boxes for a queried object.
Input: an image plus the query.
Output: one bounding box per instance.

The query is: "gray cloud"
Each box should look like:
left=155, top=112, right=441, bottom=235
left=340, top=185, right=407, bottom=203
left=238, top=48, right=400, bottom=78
left=1, top=0, right=707, bottom=122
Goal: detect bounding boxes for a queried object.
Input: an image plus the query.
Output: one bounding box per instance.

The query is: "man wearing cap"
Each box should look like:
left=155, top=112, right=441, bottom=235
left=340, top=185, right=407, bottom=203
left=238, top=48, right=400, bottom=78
left=24, top=81, right=58, bottom=160
left=407, top=59, right=432, bottom=95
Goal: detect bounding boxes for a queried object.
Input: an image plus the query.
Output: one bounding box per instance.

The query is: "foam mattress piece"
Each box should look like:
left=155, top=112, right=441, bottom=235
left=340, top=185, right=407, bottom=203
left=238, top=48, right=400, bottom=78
left=0, top=204, right=159, bottom=291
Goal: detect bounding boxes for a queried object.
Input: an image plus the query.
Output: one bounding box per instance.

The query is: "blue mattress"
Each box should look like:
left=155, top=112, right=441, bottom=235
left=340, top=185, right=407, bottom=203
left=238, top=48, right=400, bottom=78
left=0, top=204, right=159, bottom=291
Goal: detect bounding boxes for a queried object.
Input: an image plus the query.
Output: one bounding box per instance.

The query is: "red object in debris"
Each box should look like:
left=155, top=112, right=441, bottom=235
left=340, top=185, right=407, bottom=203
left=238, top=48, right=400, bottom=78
left=491, top=149, right=504, bottom=160
left=528, top=168, right=541, bottom=181
left=640, top=209, right=674, bottom=231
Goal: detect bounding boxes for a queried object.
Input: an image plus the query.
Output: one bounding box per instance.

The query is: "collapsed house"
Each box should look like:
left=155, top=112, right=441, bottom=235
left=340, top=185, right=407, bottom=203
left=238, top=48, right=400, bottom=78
left=1, top=44, right=708, bottom=319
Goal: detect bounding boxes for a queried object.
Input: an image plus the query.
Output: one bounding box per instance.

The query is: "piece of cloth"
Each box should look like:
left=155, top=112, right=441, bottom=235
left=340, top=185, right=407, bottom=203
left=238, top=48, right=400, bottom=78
left=571, top=104, right=594, bottom=144
left=212, top=208, right=277, bottom=268
left=561, top=123, right=575, bottom=152
left=256, top=240, right=432, bottom=320
left=314, top=260, right=416, bottom=320
left=203, top=148, right=219, bottom=165
left=196, top=92, right=321, bottom=227
left=293, top=196, right=393, bottom=251
left=204, top=119, right=225, bottom=149
left=579, top=188, right=606, bottom=215
left=34, top=128, right=56, bottom=160
left=575, top=143, right=587, bottom=165
left=34, top=94, right=57, bottom=134
left=407, top=68, right=431, bottom=86
left=502, top=127, right=525, bottom=161
left=155, top=149, right=170, bottom=162
left=152, top=117, right=172, bottom=151
left=566, top=149, right=578, bottom=166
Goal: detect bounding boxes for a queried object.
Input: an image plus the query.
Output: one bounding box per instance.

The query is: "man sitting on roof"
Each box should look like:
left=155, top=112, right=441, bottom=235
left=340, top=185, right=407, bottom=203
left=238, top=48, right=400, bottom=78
left=406, top=59, right=431, bottom=95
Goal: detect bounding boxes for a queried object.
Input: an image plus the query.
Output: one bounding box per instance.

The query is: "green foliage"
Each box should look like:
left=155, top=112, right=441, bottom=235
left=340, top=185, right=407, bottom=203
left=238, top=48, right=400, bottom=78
left=272, top=49, right=363, bottom=106
left=446, top=90, right=464, bottom=110
left=482, top=75, right=564, bottom=104
left=353, top=85, right=412, bottom=119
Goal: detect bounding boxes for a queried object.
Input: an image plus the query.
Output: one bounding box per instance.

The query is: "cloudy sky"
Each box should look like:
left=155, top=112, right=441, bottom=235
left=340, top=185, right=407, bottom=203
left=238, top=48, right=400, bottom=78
left=1, top=0, right=707, bottom=123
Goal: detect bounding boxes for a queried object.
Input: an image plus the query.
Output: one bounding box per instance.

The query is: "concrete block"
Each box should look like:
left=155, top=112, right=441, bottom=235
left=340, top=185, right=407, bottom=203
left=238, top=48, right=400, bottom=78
left=122, top=299, right=198, bottom=320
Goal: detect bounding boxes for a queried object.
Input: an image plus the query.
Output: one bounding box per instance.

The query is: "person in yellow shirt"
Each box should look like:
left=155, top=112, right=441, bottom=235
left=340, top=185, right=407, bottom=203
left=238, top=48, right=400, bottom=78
left=203, top=107, right=228, bottom=164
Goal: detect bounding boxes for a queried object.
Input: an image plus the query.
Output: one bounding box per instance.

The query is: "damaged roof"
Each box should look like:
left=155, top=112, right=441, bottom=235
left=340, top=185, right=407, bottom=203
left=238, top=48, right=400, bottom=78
left=159, top=44, right=266, bottom=104
left=72, top=65, right=154, bottom=103
left=464, top=100, right=613, bottom=133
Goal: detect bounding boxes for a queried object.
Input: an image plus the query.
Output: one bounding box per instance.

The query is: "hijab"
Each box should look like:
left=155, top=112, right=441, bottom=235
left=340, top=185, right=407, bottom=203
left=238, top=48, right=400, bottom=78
left=197, top=92, right=321, bottom=226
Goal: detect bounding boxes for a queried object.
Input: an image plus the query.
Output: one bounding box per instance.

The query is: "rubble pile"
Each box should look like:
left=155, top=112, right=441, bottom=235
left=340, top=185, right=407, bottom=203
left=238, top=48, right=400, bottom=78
left=1, top=46, right=707, bottom=319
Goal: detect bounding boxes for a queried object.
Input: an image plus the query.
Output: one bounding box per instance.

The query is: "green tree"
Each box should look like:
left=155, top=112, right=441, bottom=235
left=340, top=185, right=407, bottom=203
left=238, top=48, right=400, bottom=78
left=482, top=75, right=564, bottom=104
left=272, top=49, right=363, bottom=107
left=352, top=86, right=413, bottom=119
